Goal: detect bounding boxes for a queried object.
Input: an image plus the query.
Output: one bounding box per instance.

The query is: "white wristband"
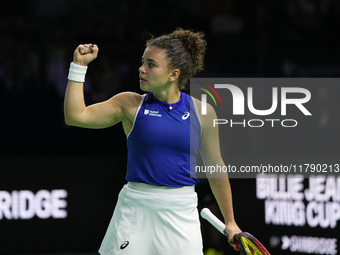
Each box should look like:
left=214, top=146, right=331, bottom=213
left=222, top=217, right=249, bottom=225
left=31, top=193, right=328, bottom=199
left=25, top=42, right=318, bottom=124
left=68, top=62, right=88, bottom=82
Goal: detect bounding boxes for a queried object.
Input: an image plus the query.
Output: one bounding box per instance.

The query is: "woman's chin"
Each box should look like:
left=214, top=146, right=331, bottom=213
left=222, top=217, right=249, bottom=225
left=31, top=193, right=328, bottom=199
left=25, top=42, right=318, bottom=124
left=140, top=84, right=151, bottom=92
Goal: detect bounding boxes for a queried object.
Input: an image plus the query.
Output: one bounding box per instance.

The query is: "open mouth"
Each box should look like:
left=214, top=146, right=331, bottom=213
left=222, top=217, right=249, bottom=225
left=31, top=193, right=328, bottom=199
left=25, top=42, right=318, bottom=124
left=139, top=77, right=147, bottom=82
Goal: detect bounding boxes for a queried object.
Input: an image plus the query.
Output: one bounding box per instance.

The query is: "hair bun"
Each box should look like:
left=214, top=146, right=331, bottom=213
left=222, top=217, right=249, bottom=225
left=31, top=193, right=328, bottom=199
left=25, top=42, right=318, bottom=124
left=173, top=28, right=206, bottom=74
left=146, top=28, right=207, bottom=90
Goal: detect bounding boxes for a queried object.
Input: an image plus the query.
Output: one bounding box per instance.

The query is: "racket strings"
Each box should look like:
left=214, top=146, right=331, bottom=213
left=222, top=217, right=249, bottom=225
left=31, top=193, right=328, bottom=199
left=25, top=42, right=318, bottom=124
left=235, top=233, right=271, bottom=255
left=239, top=236, right=260, bottom=255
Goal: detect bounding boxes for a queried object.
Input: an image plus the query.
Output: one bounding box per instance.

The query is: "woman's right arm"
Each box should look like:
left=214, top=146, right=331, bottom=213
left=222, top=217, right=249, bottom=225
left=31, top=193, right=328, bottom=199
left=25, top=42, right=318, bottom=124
left=64, top=44, right=139, bottom=129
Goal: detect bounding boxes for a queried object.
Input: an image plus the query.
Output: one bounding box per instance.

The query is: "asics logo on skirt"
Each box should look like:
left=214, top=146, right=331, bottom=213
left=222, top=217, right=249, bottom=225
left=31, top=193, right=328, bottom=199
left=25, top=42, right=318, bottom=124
left=120, top=241, right=129, bottom=250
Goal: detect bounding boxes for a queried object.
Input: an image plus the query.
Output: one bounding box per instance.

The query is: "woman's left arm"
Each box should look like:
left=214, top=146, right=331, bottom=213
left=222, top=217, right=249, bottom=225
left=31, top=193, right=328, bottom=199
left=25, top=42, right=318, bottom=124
left=197, top=100, right=242, bottom=244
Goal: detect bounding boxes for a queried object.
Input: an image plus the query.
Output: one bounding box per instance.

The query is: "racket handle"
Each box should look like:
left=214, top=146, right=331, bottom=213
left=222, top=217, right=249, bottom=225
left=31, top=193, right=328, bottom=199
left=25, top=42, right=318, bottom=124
left=200, top=208, right=228, bottom=236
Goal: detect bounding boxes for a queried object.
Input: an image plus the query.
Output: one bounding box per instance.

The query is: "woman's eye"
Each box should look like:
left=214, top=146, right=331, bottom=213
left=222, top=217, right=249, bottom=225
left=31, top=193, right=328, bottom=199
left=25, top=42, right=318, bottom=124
left=140, top=61, right=154, bottom=68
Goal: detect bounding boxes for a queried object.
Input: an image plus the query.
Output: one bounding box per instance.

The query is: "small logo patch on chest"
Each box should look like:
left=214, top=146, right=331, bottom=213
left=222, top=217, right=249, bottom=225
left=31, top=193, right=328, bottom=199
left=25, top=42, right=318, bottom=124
left=144, top=109, right=162, bottom=117
left=182, top=112, right=190, bottom=120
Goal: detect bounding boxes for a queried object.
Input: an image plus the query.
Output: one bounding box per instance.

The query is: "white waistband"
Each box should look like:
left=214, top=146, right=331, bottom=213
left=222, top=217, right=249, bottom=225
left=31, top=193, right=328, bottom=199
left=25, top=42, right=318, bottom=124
left=127, top=182, right=195, bottom=196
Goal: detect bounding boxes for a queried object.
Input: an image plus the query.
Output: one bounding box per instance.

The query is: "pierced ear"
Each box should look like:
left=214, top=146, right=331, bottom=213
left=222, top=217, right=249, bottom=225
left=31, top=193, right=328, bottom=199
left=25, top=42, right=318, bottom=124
left=169, top=69, right=180, bottom=82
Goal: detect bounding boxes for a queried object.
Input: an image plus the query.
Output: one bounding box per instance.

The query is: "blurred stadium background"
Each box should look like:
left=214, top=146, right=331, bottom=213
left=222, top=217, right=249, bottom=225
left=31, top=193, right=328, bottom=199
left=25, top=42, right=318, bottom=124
left=1, top=0, right=340, bottom=255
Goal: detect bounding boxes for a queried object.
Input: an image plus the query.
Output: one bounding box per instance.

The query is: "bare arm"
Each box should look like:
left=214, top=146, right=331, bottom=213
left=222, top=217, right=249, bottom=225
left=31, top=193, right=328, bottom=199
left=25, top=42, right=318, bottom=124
left=64, top=44, right=139, bottom=129
left=197, top=100, right=241, bottom=244
left=64, top=80, right=128, bottom=129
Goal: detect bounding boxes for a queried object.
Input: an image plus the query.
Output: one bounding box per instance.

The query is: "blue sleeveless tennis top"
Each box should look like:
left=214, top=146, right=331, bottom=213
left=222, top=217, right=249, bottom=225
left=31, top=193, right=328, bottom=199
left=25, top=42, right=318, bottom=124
left=126, top=92, right=201, bottom=187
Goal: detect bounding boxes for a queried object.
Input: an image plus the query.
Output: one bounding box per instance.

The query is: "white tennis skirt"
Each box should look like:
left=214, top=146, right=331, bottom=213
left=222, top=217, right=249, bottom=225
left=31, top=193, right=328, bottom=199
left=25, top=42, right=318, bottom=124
left=98, top=182, right=203, bottom=255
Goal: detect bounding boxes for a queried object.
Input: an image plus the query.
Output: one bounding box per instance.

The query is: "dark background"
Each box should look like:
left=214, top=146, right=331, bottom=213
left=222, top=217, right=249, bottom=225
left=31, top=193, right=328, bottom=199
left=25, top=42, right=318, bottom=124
left=1, top=0, right=340, bottom=254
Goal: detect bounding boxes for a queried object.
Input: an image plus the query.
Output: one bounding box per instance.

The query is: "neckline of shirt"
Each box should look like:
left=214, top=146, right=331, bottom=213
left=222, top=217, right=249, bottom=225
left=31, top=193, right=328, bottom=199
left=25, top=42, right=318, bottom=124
left=150, top=92, right=186, bottom=110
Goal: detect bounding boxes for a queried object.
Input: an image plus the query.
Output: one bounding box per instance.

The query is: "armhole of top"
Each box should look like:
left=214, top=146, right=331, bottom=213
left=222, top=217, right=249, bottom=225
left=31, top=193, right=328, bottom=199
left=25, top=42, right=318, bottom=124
left=126, top=94, right=147, bottom=139
left=191, top=96, right=202, bottom=138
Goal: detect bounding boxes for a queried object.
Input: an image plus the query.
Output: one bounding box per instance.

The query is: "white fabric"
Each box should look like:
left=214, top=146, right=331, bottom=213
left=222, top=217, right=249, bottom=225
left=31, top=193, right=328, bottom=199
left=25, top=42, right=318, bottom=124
left=127, top=181, right=195, bottom=195
left=67, top=62, right=88, bottom=82
left=99, top=183, right=203, bottom=255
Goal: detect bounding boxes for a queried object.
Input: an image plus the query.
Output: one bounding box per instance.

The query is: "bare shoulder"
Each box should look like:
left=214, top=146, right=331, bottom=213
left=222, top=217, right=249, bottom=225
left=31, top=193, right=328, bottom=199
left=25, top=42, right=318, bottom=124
left=192, top=96, right=201, bottom=109
left=108, top=91, right=143, bottom=108
left=192, top=97, right=216, bottom=130
left=107, top=92, right=144, bottom=130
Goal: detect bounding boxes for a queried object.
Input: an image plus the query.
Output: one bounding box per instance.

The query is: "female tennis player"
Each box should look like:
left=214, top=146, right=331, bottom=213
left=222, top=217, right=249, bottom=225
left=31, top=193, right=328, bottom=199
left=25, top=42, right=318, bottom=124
left=64, top=28, right=241, bottom=255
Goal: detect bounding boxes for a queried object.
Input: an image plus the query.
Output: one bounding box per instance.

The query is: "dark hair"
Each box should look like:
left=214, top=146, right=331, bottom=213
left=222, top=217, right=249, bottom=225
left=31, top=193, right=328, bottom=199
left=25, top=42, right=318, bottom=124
left=146, top=28, right=207, bottom=90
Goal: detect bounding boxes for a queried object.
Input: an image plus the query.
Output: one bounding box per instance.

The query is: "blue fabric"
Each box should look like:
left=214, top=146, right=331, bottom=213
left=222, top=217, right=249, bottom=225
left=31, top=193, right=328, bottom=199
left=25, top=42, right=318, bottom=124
left=126, top=92, right=201, bottom=187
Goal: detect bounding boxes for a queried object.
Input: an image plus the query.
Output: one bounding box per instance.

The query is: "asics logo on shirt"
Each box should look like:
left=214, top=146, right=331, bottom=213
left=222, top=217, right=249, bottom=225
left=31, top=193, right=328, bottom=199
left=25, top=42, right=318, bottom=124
left=143, top=109, right=189, bottom=119
left=182, top=112, right=190, bottom=120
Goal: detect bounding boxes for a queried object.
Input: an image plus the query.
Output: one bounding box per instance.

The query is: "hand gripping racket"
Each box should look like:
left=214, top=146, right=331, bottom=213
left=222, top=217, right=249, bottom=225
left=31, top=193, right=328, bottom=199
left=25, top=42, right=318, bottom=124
left=200, top=208, right=271, bottom=255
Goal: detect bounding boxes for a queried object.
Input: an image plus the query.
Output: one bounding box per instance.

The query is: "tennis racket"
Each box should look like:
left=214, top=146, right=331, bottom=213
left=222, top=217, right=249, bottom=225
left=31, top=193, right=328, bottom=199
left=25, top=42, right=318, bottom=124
left=200, top=208, right=271, bottom=255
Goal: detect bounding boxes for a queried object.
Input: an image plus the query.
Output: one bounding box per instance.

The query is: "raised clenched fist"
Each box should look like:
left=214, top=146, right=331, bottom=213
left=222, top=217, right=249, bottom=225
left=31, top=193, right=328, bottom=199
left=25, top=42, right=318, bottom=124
left=73, top=44, right=99, bottom=66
